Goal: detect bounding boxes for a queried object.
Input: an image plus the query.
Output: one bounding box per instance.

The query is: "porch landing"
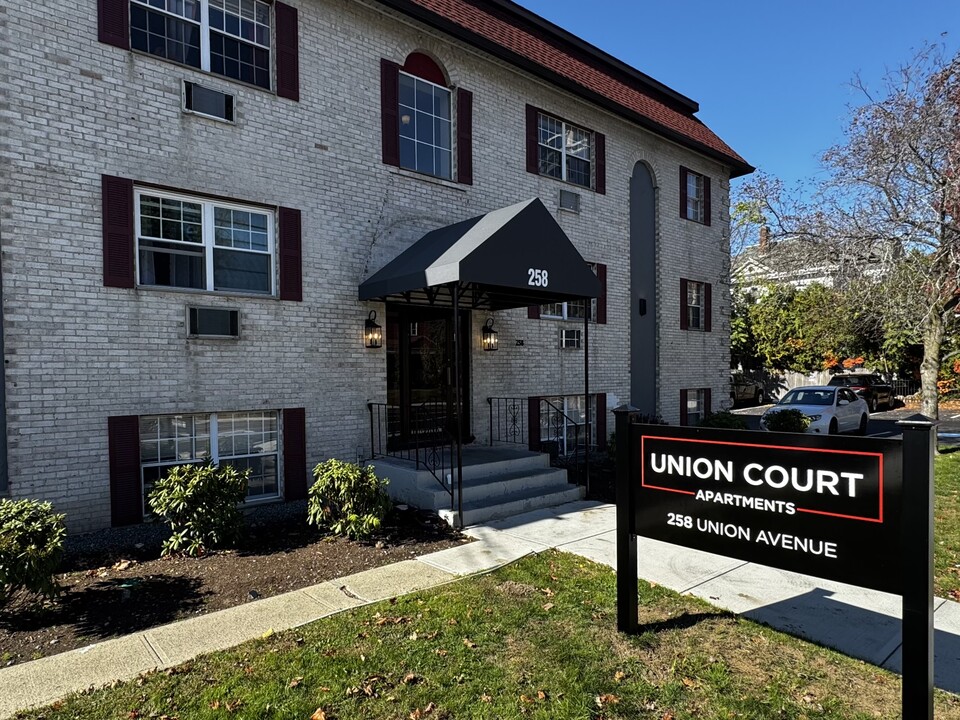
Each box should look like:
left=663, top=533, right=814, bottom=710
left=370, top=446, right=585, bottom=527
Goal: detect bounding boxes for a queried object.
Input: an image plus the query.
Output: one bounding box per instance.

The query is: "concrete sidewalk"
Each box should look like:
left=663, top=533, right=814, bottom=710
left=1, top=500, right=958, bottom=717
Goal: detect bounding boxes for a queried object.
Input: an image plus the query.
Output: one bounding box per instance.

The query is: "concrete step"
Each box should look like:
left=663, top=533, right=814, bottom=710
left=438, top=484, right=586, bottom=526
left=412, top=467, right=571, bottom=509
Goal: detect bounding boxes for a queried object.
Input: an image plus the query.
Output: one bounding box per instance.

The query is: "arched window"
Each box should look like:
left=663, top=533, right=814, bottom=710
left=381, top=53, right=472, bottom=185
left=398, top=53, right=452, bottom=179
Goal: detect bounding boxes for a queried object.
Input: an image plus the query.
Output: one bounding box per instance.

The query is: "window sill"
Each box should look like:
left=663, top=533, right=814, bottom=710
left=388, top=166, right=467, bottom=192
left=137, top=285, right=279, bottom=302
left=534, top=173, right=594, bottom=194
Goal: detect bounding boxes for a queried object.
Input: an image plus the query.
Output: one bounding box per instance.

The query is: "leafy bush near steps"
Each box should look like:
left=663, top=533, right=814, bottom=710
left=0, top=498, right=66, bottom=607
left=763, top=408, right=811, bottom=433
left=307, top=460, right=391, bottom=540
left=147, top=462, right=249, bottom=557
left=697, top=411, right=749, bottom=430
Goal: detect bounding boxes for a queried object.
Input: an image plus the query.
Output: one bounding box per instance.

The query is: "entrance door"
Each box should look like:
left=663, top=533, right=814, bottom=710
left=386, top=305, right=470, bottom=448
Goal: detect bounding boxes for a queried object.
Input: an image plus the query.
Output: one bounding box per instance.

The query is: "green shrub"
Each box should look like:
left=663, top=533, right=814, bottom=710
left=0, top=498, right=66, bottom=607
left=147, top=462, right=249, bottom=557
left=763, top=409, right=811, bottom=433
left=698, top=411, right=749, bottom=430
left=307, top=460, right=391, bottom=540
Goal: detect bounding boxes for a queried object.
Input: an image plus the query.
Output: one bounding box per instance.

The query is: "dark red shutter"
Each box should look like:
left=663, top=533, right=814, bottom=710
left=98, top=0, right=129, bottom=49
left=527, top=305, right=540, bottom=319
left=102, top=175, right=135, bottom=288
left=595, top=393, right=607, bottom=450
left=679, top=166, right=689, bottom=220
left=275, top=2, right=299, bottom=101
left=283, top=407, right=307, bottom=500
left=703, top=175, right=712, bottom=226
left=594, top=132, right=606, bottom=195
left=704, top=388, right=712, bottom=416
left=595, top=263, right=607, bottom=324
left=527, top=397, right=541, bottom=451
left=456, top=88, right=473, bottom=185
left=381, top=59, right=400, bottom=166
left=525, top=105, right=539, bottom=174
left=278, top=207, right=302, bottom=301
left=680, top=390, right=688, bottom=426
left=704, top=282, right=712, bottom=332
left=680, top=278, right=689, bottom=330
left=108, top=415, right=142, bottom=526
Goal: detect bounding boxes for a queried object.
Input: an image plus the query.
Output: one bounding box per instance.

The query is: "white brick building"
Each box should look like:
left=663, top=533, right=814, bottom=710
left=0, top=0, right=751, bottom=531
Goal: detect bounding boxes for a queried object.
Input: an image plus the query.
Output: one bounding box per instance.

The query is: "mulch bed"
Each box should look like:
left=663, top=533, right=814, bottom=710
left=0, top=503, right=466, bottom=667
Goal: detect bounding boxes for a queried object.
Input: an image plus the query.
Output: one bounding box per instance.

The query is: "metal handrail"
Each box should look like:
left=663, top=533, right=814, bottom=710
left=367, top=402, right=454, bottom=506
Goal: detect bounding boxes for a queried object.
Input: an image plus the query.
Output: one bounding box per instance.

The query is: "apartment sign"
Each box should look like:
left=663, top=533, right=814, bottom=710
left=634, top=427, right=903, bottom=594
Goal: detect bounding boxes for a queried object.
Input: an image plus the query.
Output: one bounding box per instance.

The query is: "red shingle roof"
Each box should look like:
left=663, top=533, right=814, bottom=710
left=393, top=0, right=753, bottom=176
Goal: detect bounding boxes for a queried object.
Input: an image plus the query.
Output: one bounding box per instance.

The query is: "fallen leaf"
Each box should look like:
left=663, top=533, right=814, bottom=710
left=289, top=676, right=303, bottom=688
left=662, top=712, right=675, bottom=720
left=542, top=603, right=554, bottom=611
left=537, top=690, right=547, bottom=700
left=434, top=648, right=448, bottom=657
left=595, top=693, right=620, bottom=707
left=225, top=699, right=243, bottom=712
left=113, top=559, right=133, bottom=571
left=447, top=618, right=458, bottom=625
left=614, top=670, right=626, bottom=682
left=424, top=703, right=436, bottom=714
left=310, top=709, right=327, bottom=720
left=463, top=638, right=477, bottom=648
left=480, top=694, right=492, bottom=703
left=541, top=587, right=555, bottom=597
left=402, top=673, right=422, bottom=685
left=519, top=694, right=532, bottom=703
left=408, top=632, right=419, bottom=641
left=209, top=701, right=220, bottom=710
left=261, top=629, right=275, bottom=639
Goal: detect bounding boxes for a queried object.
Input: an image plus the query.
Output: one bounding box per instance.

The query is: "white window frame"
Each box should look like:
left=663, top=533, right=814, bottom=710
left=541, top=263, right=598, bottom=320
left=139, top=410, right=281, bottom=514
left=685, top=389, right=706, bottom=426
left=540, top=394, right=597, bottom=455
left=685, top=170, right=705, bottom=223
left=687, top=280, right=705, bottom=330
left=537, top=112, right=593, bottom=189
left=398, top=71, right=453, bottom=180
left=129, top=0, right=272, bottom=90
left=135, top=187, right=276, bottom=296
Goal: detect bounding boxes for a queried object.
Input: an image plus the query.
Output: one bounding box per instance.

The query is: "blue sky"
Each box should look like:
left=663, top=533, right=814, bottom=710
left=515, top=1, right=958, bottom=191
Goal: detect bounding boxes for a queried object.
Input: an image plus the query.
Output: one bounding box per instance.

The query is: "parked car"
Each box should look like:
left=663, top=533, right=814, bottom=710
left=760, top=386, right=869, bottom=435
left=827, top=374, right=893, bottom=413
left=730, top=372, right=764, bottom=406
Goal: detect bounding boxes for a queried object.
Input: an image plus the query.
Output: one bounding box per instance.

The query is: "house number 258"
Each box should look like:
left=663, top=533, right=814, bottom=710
left=527, top=268, right=549, bottom=287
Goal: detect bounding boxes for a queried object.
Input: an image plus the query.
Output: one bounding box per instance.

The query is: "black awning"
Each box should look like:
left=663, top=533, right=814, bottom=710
left=358, top=198, right=600, bottom=310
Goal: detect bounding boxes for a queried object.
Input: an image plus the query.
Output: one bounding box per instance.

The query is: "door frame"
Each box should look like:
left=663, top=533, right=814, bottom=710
left=386, top=304, right=471, bottom=448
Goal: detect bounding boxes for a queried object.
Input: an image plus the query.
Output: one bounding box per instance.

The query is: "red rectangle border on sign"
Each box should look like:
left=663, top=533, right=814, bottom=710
left=640, top=435, right=885, bottom=524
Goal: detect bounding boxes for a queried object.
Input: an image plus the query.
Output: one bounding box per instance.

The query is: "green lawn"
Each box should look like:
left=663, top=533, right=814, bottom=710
left=18, top=551, right=960, bottom=720
left=936, top=450, right=960, bottom=599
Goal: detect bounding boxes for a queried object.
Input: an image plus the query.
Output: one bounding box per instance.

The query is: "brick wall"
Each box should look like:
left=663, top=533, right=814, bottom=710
left=0, top=0, right=732, bottom=530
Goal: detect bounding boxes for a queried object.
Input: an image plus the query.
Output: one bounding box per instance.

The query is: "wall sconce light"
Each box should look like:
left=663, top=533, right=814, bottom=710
left=482, top=318, right=499, bottom=351
left=364, top=310, right=382, bottom=348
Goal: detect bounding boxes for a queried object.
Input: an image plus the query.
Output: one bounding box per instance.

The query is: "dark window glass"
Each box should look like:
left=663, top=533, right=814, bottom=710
left=139, top=241, right=205, bottom=289
left=213, top=249, right=270, bottom=293
left=210, top=30, right=270, bottom=89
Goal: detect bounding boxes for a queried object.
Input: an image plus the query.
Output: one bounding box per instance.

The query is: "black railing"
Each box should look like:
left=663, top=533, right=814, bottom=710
left=487, top=395, right=593, bottom=487
left=367, top=402, right=454, bottom=504
left=487, top=396, right=527, bottom=446
left=540, top=398, right=589, bottom=486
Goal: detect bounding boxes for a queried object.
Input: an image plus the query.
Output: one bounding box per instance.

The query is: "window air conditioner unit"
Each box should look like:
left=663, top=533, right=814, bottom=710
left=559, top=328, right=582, bottom=349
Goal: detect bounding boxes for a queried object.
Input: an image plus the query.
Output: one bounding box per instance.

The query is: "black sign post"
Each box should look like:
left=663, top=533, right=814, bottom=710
left=898, top=416, right=936, bottom=720
left=614, top=405, right=638, bottom=633
left=614, top=417, right=936, bottom=717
